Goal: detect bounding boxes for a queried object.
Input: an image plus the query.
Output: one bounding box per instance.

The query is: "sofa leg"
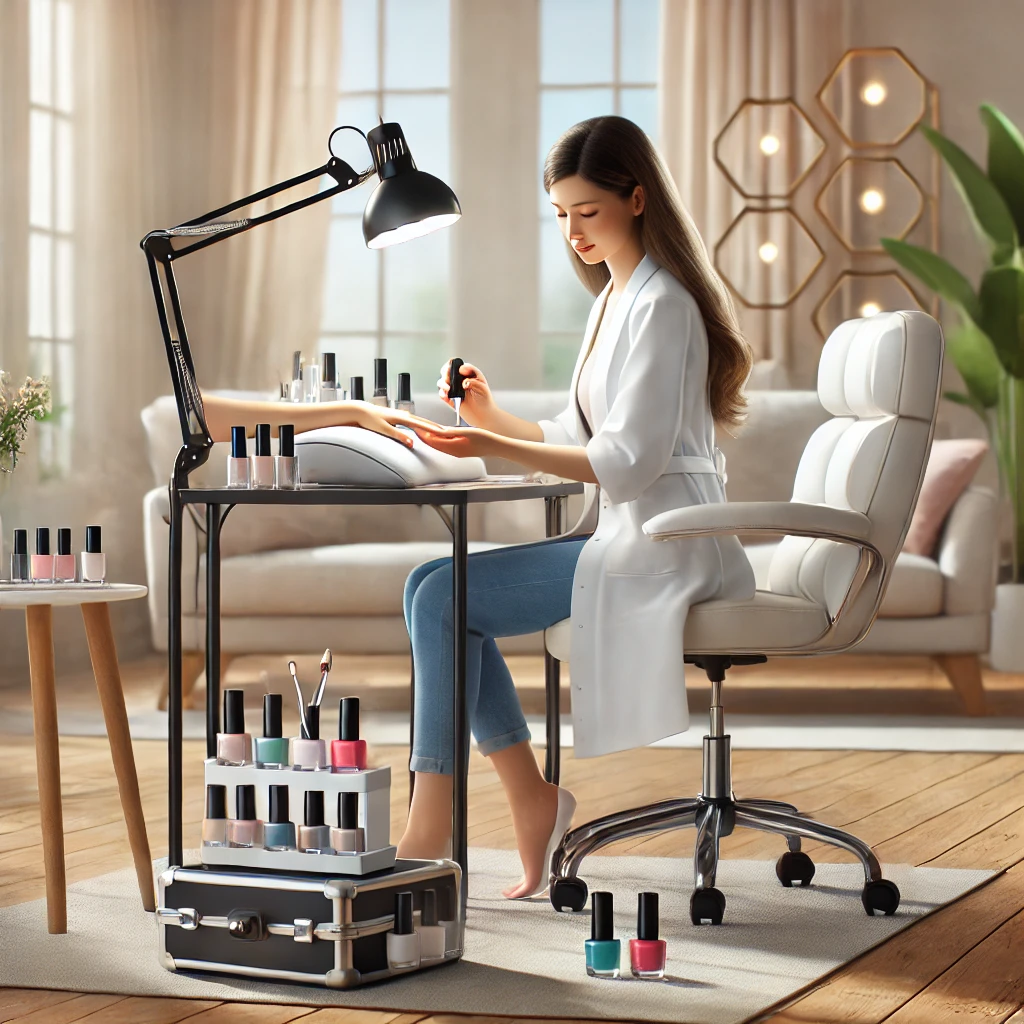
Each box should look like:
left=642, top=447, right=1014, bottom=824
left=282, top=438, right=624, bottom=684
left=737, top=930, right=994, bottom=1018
left=935, top=654, right=987, bottom=716
left=157, top=652, right=205, bottom=712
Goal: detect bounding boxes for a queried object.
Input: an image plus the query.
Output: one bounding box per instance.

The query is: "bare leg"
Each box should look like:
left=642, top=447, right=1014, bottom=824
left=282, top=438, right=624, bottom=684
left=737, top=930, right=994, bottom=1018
left=489, top=741, right=559, bottom=899
left=397, top=771, right=453, bottom=860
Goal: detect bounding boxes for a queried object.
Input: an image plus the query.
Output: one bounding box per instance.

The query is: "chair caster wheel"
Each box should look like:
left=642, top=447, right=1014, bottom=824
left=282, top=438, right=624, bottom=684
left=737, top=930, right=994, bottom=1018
left=862, top=878, right=900, bottom=916
left=550, top=877, right=588, bottom=913
left=776, top=851, right=815, bottom=887
left=690, top=887, right=726, bottom=925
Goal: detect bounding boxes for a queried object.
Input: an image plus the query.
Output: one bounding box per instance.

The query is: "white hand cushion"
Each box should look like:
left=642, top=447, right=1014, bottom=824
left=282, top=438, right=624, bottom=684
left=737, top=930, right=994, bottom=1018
left=295, top=425, right=487, bottom=487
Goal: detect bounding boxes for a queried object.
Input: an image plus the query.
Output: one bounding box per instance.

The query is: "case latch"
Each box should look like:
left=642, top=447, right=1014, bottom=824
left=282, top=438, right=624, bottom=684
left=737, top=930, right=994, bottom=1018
left=227, top=908, right=267, bottom=941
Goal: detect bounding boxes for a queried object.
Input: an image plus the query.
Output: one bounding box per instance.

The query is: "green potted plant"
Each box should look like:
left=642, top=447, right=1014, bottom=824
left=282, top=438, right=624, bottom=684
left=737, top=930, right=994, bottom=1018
left=882, top=104, right=1024, bottom=671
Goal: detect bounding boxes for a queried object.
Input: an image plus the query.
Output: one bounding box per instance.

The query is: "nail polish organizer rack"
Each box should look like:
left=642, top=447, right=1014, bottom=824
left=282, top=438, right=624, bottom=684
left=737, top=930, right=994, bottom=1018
left=201, top=760, right=398, bottom=876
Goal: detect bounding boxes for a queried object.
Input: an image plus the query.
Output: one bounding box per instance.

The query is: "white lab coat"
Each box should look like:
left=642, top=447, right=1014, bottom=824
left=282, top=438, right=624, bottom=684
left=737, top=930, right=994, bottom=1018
left=539, top=254, right=755, bottom=758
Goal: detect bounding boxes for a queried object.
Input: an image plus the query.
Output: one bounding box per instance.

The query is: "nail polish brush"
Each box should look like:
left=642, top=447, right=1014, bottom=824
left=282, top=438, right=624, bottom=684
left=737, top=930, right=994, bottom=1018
left=288, top=659, right=309, bottom=739
left=312, top=648, right=332, bottom=710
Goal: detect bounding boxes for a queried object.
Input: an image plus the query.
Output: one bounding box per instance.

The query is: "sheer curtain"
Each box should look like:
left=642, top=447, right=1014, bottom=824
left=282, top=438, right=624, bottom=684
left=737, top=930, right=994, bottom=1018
left=659, top=0, right=845, bottom=384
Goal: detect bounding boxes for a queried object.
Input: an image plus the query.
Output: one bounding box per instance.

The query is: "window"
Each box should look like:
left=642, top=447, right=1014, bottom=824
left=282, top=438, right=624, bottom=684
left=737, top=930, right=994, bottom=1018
left=320, top=0, right=451, bottom=399
left=538, top=0, right=659, bottom=386
left=28, top=0, right=74, bottom=477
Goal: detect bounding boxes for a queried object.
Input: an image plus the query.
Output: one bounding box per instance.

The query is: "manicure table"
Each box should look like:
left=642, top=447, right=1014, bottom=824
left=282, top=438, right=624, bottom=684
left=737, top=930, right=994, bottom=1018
left=1, top=582, right=156, bottom=933
left=165, top=480, right=583, bottom=907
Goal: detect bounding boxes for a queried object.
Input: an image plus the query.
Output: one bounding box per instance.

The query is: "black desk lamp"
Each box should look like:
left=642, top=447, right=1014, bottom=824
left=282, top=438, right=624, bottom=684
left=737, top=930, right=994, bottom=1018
left=141, top=121, right=461, bottom=489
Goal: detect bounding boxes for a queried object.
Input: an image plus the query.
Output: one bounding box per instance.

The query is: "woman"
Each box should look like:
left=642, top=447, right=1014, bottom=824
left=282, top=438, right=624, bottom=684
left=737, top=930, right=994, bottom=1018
left=398, top=116, right=757, bottom=899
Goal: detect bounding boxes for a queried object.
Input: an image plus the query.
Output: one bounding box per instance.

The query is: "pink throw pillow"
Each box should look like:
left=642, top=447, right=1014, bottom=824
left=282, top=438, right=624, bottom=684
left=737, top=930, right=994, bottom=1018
left=903, top=439, right=989, bottom=557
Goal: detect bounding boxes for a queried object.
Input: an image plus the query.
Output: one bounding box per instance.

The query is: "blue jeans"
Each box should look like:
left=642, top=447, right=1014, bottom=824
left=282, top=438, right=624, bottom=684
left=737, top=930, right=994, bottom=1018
left=404, top=535, right=588, bottom=774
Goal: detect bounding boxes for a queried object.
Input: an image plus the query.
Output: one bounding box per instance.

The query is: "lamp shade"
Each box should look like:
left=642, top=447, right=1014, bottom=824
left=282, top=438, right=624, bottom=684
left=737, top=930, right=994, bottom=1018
left=362, top=121, right=461, bottom=249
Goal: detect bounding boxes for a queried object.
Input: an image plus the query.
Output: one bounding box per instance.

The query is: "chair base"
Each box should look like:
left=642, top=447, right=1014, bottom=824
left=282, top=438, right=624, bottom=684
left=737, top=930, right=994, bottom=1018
left=549, top=655, right=901, bottom=925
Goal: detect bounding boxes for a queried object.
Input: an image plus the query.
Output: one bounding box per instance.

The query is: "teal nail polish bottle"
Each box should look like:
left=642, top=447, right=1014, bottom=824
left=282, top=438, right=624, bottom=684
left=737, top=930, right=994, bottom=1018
left=585, top=891, right=620, bottom=978
left=254, top=693, right=290, bottom=768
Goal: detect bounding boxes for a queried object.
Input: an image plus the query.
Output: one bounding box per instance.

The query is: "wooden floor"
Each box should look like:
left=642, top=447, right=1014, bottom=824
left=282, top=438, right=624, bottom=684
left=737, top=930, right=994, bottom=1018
left=3, top=653, right=1024, bottom=1023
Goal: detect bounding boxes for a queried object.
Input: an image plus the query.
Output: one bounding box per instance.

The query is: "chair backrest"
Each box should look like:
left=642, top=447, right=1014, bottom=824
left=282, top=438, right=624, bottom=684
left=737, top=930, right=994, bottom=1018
left=766, top=311, right=943, bottom=645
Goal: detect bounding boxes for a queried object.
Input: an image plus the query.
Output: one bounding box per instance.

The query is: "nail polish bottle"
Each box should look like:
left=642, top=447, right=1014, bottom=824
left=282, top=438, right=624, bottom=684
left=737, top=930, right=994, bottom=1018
left=320, top=353, right=338, bottom=403
left=417, top=888, right=446, bottom=961
left=216, top=689, right=253, bottom=766
left=227, top=426, right=251, bottom=488
left=289, top=351, right=304, bottom=403
left=291, top=704, right=328, bottom=770
left=387, top=891, right=420, bottom=970
left=349, top=376, right=364, bottom=402
left=250, top=423, right=275, bottom=488
left=263, top=784, right=296, bottom=851
left=10, top=529, right=29, bottom=582
left=371, top=357, right=389, bottom=407
left=395, top=372, right=416, bottom=414
left=32, top=528, right=54, bottom=582
left=331, top=696, right=368, bottom=771
left=298, top=790, right=331, bottom=852
left=275, top=424, right=298, bottom=490
left=629, top=891, right=667, bottom=979
left=54, top=528, right=76, bottom=583
left=254, top=693, right=289, bottom=768
left=227, top=784, right=263, bottom=848
left=303, top=359, right=321, bottom=403
left=81, top=526, right=106, bottom=583
left=201, top=784, right=228, bottom=847
left=585, top=891, right=620, bottom=979
left=330, top=791, right=365, bottom=853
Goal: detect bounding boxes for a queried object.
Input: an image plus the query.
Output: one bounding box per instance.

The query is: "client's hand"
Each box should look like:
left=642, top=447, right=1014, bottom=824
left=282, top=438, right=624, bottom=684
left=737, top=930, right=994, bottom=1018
left=349, top=404, right=445, bottom=449
left=409, top=423, right=502, bottom=459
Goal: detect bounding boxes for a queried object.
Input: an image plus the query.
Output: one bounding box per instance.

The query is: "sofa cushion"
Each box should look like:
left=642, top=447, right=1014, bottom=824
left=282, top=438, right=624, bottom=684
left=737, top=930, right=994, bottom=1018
left=207, top=540, right=509, bottom=617
left=743, top=542, right=943, bottom=618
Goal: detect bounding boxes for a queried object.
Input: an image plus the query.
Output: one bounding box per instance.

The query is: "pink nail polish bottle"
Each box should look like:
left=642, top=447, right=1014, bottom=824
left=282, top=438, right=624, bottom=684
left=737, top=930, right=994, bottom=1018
left=291, top=703, right=328, bottom=770
left=629, top=892, right=667, bottom=979
left=32, top=528, right=54, bottom=582
left=54, top=528, right=76, bottom=583
left=226, top=784, right=263, bottom=848
left=331, top=696, right=368, bottom=771
left=216, top=689, right=253, bottom=766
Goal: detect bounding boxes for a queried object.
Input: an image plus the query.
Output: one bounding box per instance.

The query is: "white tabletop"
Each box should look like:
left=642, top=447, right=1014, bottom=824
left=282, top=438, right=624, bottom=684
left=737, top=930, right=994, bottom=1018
left=0, top=582, right=147, bottom=608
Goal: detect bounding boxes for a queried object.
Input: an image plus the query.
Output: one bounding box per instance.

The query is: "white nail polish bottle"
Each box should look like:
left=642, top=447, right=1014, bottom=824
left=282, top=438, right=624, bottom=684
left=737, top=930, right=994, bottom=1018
left=387, top=892, right=420, bottom=970
left=417, top=888, right=447, bottom=961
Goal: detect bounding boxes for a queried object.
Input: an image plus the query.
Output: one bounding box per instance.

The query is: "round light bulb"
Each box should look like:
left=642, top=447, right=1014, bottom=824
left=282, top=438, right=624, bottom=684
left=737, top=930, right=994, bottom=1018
left=758, top=241, right=779, bottom=264
left=860, top=302, right=881, bottom=317
left=861, top=81, right=887, bottom=106
left=759, top=134, right=781, bottom=156
left=859, top=188, right=885, bottom=214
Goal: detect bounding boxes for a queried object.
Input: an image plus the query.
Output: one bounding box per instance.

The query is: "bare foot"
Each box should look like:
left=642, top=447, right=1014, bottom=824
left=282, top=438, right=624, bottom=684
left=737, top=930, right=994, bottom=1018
left=397, top=829, right=450, bottom=861
left=502, top=781, right=560, bottom=899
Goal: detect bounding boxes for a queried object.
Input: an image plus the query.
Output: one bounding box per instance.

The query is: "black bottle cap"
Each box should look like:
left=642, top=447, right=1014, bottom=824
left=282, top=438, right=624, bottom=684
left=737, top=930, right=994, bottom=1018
left=263, top=693, right=282, bottom=738
left=393, top=891, right=414, bottom=935
left=339, top=696, right=359, bottom=741
left=205, top=784, right=227, bottom=819
left=305, top=703, right=320, bottom=741
left=230, top=426, right=247, bottom=459
left=322, top=352, right=337, bottom=386
left=304, top=789, right=325, bottom=827
left=349, top=376, right=364, bottom=401
left=255, top=422, right=271, bottom=456
left=36, top=527, right=50, bottom=556
left=338, top=791, right=359, bottom=829
left=448, top=358, right=466, bottom=399
left=421, top=888, right=438, bottom=927
left=398, top=372, right=412, bottom=403
left=86, top=525, right=102, bottom=553
left=13, top=529, right=27, bottom=555
left=236, top=784, right=257, bottom=821
left=57, top=528, right=71, bottom=556
left=223, top=689, right=246, bottom=735
left=637, top=891, right=659, bottom=941
left=591, top=890, right=614, bottom=942
left=374, top=357, right=388, bottom=395
left=278, top=424, right=295, bottom=458
left=268, top=784, right=290, bottom=824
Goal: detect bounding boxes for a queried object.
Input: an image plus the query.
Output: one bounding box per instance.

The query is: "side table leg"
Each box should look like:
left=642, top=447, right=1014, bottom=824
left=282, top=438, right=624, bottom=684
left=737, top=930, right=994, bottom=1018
left=25, top=604, right=66, bottom=934
left=81, top=602, right=156, bottom=912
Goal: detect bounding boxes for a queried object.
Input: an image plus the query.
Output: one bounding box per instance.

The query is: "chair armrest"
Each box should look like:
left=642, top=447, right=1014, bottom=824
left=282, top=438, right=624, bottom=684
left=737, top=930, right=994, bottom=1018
left=143, top=486, right=200, bottom=653
left=643, top=501, right=872, bottom=546
left=938, top=485, right=999, bottom=616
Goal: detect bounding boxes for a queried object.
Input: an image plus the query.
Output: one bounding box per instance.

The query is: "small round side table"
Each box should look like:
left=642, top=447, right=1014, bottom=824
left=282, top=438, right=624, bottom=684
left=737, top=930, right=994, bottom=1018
left=1, top=583, right=154, bottom=933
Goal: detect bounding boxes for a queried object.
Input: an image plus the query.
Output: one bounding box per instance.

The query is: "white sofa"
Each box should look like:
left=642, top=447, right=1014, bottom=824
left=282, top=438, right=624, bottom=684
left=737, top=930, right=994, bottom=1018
left=141, top=376, right=998, bottom=710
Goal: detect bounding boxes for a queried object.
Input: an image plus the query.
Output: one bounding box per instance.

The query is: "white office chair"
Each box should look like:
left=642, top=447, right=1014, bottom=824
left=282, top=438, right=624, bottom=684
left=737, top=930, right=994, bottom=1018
left=543, top=310, right=942, bottom=925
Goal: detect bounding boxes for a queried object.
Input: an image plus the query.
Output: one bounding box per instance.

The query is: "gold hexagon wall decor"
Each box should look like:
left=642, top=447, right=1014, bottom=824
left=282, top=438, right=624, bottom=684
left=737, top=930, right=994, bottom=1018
left=813, top=271, right=927, bottom=340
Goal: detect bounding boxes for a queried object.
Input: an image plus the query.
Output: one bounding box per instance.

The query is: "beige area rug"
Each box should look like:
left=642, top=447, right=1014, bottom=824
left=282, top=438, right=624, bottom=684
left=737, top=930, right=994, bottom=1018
left=0, top=849, right=992, bottom=1024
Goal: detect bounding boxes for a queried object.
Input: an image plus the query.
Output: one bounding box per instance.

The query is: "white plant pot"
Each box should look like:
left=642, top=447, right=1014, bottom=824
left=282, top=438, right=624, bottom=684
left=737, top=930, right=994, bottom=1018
left=989, top=582, right=1024, bottom=672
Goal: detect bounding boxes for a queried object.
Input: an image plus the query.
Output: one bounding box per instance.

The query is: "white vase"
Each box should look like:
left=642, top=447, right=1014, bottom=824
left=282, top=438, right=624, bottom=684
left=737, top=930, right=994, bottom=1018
left=989, top=583, right=1024, bottom=672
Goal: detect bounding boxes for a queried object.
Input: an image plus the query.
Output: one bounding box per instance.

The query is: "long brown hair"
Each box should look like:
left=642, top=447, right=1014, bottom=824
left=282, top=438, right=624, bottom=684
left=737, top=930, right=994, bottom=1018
left=543, top=116, right=752, bottom=430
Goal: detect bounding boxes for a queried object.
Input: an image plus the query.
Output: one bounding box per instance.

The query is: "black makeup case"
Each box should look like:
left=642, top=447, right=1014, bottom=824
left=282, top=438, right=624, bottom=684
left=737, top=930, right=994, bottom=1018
left=157, top=859, right=462, bottom=988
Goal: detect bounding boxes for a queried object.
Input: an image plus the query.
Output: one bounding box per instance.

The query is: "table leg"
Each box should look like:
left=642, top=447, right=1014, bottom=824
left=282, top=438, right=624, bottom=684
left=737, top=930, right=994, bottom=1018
left=206, top=503, right=222, bottom=758
left=451, top=501, right=469, bottom=905
left=168, top=483, right=184, bottom=867
left=25, top=604, right=65, bottom=934
left=81, top=602, right=156, bottom=913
